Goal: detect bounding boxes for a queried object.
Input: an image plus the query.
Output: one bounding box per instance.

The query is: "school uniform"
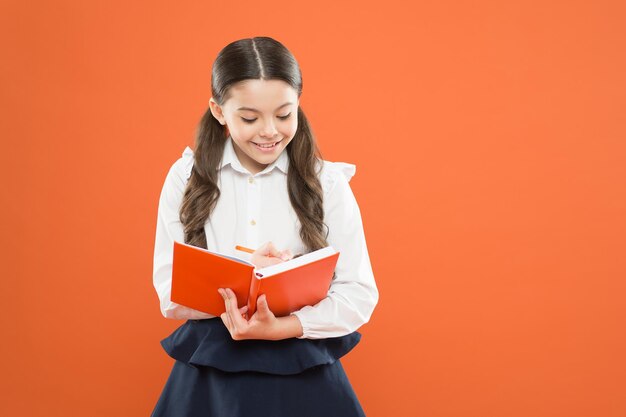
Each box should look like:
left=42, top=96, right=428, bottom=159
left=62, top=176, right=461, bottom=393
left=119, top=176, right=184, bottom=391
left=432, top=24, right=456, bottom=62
left=151, top=137, right=379, bottom=417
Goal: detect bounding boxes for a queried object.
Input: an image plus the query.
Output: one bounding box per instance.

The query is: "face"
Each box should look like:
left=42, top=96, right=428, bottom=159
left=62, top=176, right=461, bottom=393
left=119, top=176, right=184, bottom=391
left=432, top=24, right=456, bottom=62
left=209, top=79, right=299, bottom=175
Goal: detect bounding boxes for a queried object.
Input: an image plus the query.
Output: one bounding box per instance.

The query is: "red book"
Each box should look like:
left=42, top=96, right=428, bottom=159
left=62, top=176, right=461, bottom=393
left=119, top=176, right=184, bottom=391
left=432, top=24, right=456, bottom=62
left=171, top=241, right=340, bottom=317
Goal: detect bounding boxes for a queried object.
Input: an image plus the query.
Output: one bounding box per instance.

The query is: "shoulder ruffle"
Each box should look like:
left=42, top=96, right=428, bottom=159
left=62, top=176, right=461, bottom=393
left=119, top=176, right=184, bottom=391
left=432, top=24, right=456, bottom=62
left=320, top=160, right=357, bottom=194
left=160, top=318, right=361, bottom=375
left=181, top=146, right=194, bottom=180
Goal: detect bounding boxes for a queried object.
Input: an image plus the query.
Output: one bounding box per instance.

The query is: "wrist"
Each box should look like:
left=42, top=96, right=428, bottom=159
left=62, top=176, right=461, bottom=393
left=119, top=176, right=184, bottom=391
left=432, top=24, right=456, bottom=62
left=272, top=315, right=304, bottom=340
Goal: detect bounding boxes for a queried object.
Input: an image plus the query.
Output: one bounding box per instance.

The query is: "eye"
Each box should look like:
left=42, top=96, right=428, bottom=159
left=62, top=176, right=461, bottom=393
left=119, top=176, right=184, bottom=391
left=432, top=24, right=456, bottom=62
left=240, top=113, right=291, bottom=124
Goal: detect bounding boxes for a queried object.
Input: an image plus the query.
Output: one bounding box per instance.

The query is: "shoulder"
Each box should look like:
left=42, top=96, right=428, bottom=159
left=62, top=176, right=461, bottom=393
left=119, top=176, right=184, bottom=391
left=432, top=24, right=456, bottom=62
left=159, top=146, right=195, bottom=199
left=319, top=159, right=357, bottom=195
left=167, top=146, right=195, bottom=182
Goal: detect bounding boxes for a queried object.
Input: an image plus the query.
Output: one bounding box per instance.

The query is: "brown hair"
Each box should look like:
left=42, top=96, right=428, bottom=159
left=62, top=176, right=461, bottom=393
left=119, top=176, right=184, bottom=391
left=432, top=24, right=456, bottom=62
left=180, top=37, right=328, bottom=253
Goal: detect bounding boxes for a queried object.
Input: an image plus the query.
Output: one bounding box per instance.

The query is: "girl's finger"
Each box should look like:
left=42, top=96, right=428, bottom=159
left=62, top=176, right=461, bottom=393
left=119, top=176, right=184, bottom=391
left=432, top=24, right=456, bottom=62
left=225, top=288, right=248, bottom=328
left=219, top=289, right=237, bottom=334
left=280, top=249, right=293, bottom=261
left=239, top=305, right=249, bottom=319
left=256, top=294, right=270, bottom=319
left=266, top=242, right=282, bottom=257
left=263, top=257, right=284, bottom=267
left=220, top=312, right=233, bottom=334
left=257, top=241, right=281, bottom=257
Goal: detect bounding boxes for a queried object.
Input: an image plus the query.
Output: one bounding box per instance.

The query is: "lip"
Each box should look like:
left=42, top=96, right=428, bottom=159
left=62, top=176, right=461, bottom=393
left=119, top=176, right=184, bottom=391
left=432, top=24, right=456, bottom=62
left=251, top=140, right=282, bottom=152
left=251, top=140, right=281, bottom=146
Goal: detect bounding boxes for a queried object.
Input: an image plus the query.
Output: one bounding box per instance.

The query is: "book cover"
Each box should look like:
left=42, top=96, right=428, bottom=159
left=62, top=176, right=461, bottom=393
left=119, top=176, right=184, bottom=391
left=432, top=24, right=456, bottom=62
left=171, top=241, right=339, bottom=317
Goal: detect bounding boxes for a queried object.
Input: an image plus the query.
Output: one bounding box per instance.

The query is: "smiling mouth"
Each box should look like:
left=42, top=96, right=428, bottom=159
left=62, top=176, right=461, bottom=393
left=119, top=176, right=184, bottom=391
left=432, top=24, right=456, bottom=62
left=252, top=140, right=282, bottom=148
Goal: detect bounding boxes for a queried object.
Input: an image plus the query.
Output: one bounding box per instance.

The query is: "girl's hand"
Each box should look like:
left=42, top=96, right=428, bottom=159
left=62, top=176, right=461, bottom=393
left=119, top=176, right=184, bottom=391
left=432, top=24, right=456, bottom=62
left=218, top=288, right=278, bottom=340
left=218, top=288, right=281, bottom=340
left=251, top=241, right=293, bottom=268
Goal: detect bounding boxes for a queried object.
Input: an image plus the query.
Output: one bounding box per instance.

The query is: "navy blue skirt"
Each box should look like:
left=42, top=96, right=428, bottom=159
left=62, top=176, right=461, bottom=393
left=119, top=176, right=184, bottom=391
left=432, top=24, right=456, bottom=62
left=151, top=318, right=366, bottom=417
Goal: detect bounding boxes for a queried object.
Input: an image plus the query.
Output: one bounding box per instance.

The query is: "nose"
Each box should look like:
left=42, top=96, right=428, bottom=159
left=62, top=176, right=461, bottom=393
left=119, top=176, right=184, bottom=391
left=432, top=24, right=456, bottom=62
left=259, top=118, right=278, bottom=139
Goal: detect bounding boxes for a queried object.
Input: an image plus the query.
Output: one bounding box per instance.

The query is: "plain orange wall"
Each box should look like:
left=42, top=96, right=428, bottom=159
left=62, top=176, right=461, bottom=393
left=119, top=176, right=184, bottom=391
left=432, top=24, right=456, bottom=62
left=1, top=1, right=625, bottom=416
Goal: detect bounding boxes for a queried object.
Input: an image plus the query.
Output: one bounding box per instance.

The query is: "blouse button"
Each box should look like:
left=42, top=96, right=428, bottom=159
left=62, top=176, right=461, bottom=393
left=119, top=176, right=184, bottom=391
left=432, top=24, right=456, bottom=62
left=248, top=177, right=254, bottom=184
left=250, top=219, right=256, bottom=226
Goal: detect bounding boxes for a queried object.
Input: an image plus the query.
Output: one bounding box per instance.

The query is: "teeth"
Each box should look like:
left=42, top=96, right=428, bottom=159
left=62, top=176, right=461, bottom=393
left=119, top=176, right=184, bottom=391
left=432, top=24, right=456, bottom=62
left=255, top=142, right=278, bottom=148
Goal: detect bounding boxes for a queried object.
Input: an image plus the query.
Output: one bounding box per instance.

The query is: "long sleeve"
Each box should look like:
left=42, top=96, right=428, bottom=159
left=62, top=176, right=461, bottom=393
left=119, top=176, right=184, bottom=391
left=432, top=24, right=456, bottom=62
left=290, top=163, right=379, bottom=338
left=152, top=153, right=215, bottom=320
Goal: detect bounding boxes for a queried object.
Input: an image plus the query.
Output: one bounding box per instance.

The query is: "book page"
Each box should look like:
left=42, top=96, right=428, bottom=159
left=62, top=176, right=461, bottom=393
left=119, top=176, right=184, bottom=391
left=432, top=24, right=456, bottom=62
left=177, top=241, right=255, bottom=267
left=255, top=246, right=337, bottom=278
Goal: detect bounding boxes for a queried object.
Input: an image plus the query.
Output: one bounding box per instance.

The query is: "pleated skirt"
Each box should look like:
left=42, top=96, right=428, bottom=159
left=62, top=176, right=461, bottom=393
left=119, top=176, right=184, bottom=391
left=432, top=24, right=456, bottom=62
left=150, top=318, right=366, bottom=417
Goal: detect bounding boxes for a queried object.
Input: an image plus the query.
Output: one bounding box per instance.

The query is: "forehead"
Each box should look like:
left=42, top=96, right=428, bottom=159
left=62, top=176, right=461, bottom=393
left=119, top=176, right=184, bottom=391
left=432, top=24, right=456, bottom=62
left=225, top=79, right=298, bottom=111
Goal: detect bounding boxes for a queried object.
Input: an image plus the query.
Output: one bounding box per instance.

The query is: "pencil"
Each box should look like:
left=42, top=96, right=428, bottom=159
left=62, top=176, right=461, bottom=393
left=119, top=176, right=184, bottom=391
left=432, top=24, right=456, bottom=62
left=235, top=245, right=255, bottom=254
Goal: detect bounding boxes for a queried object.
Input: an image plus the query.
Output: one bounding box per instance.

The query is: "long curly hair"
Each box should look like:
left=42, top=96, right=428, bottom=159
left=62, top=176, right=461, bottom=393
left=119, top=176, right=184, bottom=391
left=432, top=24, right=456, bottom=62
left=180, top=37, right=328, bottom=253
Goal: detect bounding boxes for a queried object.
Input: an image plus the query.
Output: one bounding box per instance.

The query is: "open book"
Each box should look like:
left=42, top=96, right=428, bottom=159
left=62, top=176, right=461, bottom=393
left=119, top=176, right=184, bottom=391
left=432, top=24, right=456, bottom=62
left=171, top=241, right=340, bottom=317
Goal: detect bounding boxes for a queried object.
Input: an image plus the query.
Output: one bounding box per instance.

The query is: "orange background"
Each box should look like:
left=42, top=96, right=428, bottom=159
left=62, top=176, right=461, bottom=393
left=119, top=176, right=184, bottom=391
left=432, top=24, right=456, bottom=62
left=1, top=1, right=625, bottom=416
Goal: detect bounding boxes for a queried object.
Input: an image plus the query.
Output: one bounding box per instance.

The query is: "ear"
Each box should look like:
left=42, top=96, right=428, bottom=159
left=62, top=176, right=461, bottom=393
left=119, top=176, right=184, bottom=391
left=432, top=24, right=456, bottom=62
left=208, top=97, right=226, bottom=125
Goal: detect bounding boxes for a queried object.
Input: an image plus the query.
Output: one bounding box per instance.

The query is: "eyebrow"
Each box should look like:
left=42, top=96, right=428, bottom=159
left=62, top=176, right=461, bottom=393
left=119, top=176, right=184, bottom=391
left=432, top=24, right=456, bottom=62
left=237, top=102, right=294, bottom=113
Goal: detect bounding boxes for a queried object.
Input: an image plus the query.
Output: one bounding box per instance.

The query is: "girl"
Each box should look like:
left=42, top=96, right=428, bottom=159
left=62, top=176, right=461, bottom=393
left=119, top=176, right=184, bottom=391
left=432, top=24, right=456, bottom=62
left=151, top=36, right=379, bottom=417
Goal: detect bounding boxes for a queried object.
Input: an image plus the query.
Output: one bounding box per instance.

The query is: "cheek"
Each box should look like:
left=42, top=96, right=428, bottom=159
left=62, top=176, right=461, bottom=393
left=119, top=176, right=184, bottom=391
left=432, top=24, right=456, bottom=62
left=283, top=119, right=298, bottom=136
left=229, top=122, right=256, bottom=139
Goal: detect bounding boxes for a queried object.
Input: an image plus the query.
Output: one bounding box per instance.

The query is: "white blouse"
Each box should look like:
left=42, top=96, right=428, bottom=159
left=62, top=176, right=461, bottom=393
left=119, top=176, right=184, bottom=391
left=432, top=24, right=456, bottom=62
left=152, top=137, right=379, bottom=339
